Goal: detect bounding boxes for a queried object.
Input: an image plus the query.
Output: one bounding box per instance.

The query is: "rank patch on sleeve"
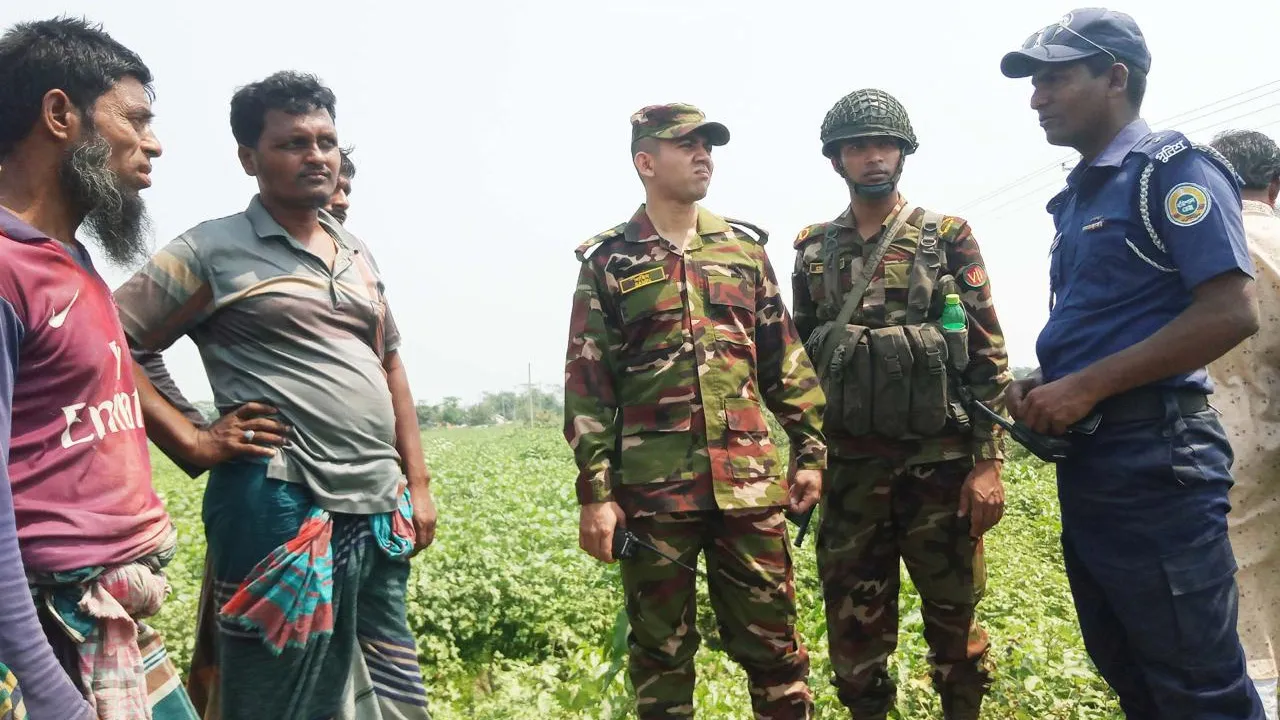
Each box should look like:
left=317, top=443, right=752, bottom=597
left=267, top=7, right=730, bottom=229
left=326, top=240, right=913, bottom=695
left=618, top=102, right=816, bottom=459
left=1165, top=183, right=1212, bottom=227
left=959, top=263, right=988, bottom=289
left=619, top=267, right=667, bottom=294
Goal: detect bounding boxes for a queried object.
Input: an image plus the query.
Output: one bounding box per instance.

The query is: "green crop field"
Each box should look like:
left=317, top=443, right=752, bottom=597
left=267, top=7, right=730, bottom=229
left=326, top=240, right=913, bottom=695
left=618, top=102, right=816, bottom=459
left=146, top=426, right=1123, bottom=719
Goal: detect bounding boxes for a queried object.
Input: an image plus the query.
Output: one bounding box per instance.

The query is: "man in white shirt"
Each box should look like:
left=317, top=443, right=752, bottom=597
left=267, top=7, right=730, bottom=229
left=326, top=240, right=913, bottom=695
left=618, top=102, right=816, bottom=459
left=1209, top=128, right=1280, bottom=720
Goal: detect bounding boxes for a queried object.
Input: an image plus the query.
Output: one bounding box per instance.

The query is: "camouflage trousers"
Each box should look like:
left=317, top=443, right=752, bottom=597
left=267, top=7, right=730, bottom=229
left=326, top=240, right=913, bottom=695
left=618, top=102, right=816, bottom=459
left=620, top=508, right=812, bottom=719
left=816, top=457, right=991, bottom=720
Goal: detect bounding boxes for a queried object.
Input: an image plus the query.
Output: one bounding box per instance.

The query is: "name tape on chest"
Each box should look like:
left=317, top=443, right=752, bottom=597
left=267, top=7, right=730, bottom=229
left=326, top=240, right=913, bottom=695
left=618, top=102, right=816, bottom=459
left=619, top=267, right=668, bottom=294
left=807, top=256, right=849, bottom=275
left=1165, top=183, right=1212, bottom=227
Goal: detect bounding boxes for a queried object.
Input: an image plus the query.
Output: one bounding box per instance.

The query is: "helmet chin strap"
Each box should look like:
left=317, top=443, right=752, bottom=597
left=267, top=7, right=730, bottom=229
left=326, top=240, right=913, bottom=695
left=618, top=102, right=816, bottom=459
left=840, top=153, right=906, bottom=199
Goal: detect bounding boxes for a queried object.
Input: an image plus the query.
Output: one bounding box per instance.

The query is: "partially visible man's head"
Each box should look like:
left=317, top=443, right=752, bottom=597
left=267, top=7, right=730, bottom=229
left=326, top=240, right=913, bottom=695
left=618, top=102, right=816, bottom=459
left=231, top=71, right=339, bottom=211
left=0, top=16, right=161, bottom=265
left=1001, top=9, right=1150, bottom=150
left=629, top=103, right=728, bottom=205
left=326, top=147, right=355, bottom=223
left=1212, top=130, right=1280, bottom=205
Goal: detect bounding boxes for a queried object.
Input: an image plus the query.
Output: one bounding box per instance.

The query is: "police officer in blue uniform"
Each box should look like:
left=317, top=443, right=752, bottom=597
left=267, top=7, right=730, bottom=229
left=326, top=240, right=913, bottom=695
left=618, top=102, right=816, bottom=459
left=1000, top=8, right=1266, bottom=719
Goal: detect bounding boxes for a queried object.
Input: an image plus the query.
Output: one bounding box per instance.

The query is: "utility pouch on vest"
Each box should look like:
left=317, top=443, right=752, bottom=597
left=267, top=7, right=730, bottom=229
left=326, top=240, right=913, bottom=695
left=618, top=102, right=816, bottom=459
left=868, top=325, right=913, bottom=438
left=904, top=324, right=949, bottom=436
left=837, top=325, right=873, bottom=436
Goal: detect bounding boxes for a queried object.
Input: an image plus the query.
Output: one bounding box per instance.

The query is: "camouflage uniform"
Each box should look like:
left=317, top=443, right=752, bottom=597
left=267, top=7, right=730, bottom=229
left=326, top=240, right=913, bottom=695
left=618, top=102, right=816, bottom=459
left=563, top=104, right=827, bottom=719
left=792, top=90, right=1012, bottom=720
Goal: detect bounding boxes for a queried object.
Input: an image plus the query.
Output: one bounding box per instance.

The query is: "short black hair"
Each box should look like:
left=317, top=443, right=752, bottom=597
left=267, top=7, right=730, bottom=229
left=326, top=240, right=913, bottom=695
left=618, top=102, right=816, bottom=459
left=339, top=146, right=356, bottom=179
left=1212, top=130, right=1280, bottom=189
left=0, top=16, right=152, bottom=160
left=229, top=71, right=336, bottom=148
left=1082, top=53, right=1146, bottom=110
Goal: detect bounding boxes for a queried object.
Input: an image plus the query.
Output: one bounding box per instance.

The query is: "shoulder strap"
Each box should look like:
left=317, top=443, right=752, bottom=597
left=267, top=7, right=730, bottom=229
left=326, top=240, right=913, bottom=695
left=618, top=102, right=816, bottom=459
left=836, top=204, right=917, bottom=328
left=575, top=224, right=625, bottom=262
left=724, top=217, right=769, bottom=245
left=815, top=205, right=917, bottom=370
left=903, top=210, right=944, bottom=324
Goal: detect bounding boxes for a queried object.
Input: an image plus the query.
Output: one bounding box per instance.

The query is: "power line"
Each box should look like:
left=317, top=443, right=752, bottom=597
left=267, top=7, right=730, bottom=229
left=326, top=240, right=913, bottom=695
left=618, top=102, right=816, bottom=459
left=1162, top=89, right=1280, bottom=131
left=1152, top=80, right=1280, bottom=126
left=977, top=101, right=1280, bottom=225
left=957, top=79, right=1280, bottom=212
left=1183, top=101, right=1280, bottom=138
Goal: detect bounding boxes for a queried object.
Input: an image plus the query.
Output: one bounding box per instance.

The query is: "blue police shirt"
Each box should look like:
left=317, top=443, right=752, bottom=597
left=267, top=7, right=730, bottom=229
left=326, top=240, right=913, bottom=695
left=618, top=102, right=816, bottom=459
left=1035, top=119, right=1253, bottom=393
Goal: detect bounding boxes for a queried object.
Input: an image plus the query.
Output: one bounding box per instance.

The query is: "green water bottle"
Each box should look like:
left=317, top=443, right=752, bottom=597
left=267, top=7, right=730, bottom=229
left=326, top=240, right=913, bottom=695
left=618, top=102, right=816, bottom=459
left=941, top=293, right=966, bottom=330
left=941, top=293, right=968, bottom=369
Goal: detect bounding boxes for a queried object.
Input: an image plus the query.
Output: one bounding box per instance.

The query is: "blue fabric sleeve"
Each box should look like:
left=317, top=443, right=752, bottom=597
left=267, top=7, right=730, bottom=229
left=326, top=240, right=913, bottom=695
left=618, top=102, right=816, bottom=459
left=1154, top=150, right=1255, bottom=289
left=0, top=297, right=92, bottom=719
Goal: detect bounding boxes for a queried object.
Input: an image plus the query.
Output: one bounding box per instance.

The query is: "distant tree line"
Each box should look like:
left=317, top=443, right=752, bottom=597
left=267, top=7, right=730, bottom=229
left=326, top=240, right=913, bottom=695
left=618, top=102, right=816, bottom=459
left=415, top=387, right=563, bottom=428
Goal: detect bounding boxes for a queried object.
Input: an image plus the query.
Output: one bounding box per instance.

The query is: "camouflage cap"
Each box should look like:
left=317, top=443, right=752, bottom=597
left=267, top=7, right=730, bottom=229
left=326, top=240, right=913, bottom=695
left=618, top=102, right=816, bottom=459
left=630, top=103, right=730, bottom=146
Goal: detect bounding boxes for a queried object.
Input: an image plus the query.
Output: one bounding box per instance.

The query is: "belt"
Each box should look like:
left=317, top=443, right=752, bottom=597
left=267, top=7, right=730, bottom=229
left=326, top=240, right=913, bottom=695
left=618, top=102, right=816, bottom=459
left=1093, top=388, right=1209, bottom=425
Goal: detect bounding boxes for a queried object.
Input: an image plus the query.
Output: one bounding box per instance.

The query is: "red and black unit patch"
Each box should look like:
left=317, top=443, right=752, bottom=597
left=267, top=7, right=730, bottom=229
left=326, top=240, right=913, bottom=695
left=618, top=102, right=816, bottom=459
left=959, top=263, right=988, bottom=290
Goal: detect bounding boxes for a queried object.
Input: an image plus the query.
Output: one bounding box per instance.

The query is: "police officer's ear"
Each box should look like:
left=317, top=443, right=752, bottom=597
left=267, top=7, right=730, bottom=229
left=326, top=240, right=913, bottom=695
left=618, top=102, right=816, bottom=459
left=1268, top=174, right=1280, bottom=207
left=1106, top=61, right=1131, bottom=100
left=830, top=156, right=845, bottom=178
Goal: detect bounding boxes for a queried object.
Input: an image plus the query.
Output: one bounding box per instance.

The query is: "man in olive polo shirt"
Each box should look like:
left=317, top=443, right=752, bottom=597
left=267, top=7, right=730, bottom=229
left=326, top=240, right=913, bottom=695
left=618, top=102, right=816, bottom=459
left=115, top=71, right=434, bottom=720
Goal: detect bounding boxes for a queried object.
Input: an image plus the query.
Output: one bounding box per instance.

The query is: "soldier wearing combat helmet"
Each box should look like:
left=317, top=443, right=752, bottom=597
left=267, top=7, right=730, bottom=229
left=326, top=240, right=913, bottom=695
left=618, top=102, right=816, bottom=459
left=563, top=103, right=827, bottom=718
left=791, top=88, right=1012, bottom=720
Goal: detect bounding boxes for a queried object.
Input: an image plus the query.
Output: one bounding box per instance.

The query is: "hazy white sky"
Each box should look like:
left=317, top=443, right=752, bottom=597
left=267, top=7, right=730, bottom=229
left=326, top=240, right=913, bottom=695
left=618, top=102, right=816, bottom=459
left=5, top=0, right=1279, bottom=404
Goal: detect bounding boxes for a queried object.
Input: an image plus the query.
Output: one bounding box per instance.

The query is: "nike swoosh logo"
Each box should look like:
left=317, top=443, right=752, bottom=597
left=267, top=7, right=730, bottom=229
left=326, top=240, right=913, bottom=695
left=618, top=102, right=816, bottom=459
left=49, top=289, right=80, bottom=329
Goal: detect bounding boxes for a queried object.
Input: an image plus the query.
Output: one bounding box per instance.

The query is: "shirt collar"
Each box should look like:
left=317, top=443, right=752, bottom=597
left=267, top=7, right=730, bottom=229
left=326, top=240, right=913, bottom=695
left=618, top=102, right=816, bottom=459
left=831, top=195, right=909, bottom=232
left=244, top=195, right=352, bottom=251
left=624, top=204, right=731, bottom=252
left=1066, top=119, right=1151, bottom=186
left=1243, top=199, right=1280, bottom=218
left=0, top=205, right=53, bottom=242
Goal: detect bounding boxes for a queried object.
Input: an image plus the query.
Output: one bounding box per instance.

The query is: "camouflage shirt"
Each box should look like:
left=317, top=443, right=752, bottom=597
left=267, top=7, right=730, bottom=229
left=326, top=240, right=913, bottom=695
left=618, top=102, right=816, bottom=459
left=564, top=205, right=827, bottom=517
left=792, top=198, right=1010, bottom=464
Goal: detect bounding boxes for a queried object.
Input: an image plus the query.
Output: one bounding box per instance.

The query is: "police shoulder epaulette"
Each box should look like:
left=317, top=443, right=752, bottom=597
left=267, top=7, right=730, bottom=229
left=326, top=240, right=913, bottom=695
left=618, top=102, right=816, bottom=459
left=575, top=223, right=625, bottom=261
left=724, top=216, right=769, bottom=245
left=792, top=223, right=826, bottom=248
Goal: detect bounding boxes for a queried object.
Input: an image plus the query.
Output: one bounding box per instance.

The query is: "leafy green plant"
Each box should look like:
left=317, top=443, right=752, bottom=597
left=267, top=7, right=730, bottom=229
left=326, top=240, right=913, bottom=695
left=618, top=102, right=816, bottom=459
left=146, top=426, right=1121, bottom=719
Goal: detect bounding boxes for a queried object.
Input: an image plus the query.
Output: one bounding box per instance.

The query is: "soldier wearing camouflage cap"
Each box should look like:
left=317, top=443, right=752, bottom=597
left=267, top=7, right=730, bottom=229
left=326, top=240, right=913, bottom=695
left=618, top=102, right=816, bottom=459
left=563, top=103, right=827, bottom=719
left=791, top=88, right=1012, bottom=719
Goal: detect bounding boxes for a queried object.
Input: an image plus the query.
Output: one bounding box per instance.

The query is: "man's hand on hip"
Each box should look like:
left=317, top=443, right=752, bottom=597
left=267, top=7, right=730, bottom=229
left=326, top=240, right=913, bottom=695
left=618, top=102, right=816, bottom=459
left=189, top=402, right=290, bottom=468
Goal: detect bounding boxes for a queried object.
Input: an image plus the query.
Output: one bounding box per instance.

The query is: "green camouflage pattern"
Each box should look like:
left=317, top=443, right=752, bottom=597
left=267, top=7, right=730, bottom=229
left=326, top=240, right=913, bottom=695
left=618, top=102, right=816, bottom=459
left=820, top=89, right=919, bottom=158
left=621, top=508, right=812, bottom=719
left=564, top=205, right=827, bottom=515
left=630, top=103, right=730, bottom=146
left=817, top=458, right=992, bottom=719
left=791, top=200, right=1011, bottom=465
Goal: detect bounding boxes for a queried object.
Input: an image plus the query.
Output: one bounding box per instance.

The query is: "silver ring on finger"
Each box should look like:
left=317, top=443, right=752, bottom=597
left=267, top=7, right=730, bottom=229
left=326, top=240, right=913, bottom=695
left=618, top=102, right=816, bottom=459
left=243, top=429, right=255, bottom=443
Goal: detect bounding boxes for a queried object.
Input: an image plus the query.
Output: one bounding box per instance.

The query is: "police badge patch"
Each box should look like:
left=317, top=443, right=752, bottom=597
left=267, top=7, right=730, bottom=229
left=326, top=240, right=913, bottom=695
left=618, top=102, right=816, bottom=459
left=1165, top=183, right=1212, bottom=227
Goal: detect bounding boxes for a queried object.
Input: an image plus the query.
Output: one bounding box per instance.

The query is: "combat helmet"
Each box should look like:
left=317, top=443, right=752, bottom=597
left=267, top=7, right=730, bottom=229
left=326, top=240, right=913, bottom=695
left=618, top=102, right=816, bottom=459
left=820, top=88, right=918, bottom=159
left=821, top=88, right=917, bottom=198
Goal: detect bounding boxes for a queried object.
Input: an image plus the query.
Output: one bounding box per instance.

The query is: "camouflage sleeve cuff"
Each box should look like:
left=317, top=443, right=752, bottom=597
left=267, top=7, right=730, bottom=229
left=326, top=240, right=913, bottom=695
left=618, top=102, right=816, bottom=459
left=971, top=436, right=1006, bottom=462
left=575, top=468, right=614, bottom=505
left=794, top=441, right=828, bottom=471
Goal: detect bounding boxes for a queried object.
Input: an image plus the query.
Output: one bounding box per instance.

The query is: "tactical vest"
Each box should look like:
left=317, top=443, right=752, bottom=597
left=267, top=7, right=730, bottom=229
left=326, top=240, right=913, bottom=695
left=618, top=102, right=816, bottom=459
left=802, top=210, right=973, bottom=440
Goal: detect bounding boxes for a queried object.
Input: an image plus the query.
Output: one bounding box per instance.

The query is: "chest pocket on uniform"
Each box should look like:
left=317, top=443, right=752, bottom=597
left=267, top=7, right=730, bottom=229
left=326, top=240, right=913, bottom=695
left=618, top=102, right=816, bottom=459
left=705, top=267, right=755, bottom=346
left=1066, top=214, right=1156, bottom=308
left=616, top=264, right=685, bottom=357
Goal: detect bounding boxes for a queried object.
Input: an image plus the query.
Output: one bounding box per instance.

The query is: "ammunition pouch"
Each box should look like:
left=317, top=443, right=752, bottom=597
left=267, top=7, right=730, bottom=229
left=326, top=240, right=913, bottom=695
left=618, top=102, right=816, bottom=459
left=809, top=319, right=972, bottom=440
